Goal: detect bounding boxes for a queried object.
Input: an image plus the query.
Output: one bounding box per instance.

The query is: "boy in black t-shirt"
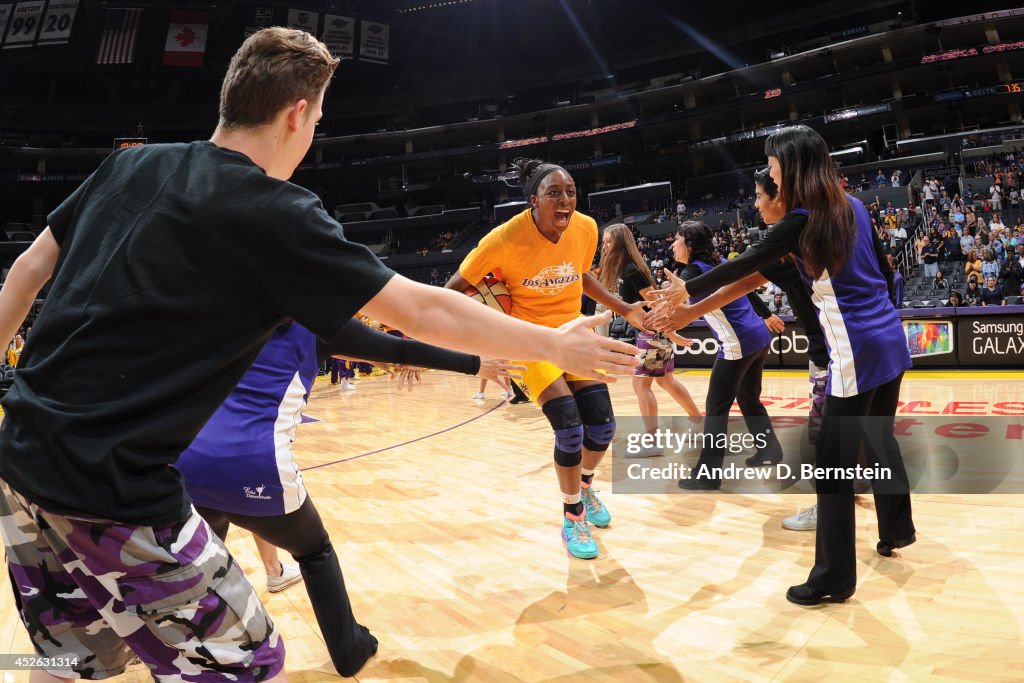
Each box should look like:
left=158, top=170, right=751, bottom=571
left=0, top=28, right=638, bottom=683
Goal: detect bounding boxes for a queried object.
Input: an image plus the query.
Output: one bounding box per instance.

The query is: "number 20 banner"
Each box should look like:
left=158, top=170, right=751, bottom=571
left=37, top=0, right=78, bottom=45
left=1, top=0, right=79, bottom=49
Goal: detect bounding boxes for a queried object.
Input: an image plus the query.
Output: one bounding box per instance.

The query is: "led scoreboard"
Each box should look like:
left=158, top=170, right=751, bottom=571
left=113, top=137, right=147, bottom=151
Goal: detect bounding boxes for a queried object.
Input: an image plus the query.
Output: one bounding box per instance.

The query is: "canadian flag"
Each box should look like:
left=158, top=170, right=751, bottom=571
left=163, top=10, right=208, bottom=66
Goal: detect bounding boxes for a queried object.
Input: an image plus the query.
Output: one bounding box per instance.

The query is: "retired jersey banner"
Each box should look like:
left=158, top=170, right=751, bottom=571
left=287, top=8, right=318, bottom=34
left=164, top=9, right=208, bottom=66
left=2, top=0, right=45, bottom=49
left=359, top=19, right=389, bottom=64
left=36, top=0, right=79, bottom=45
left=244, top=5, right=275, bottom=38
left=0, top=4, right=12, bottom=43
left=322, top=14, right=354, bottom=58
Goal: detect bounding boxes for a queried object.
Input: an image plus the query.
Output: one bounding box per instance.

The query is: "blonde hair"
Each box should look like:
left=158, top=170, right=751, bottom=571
left=598, top=224, right=655, bottom=292
left=218, top=27, right=339, bottom=130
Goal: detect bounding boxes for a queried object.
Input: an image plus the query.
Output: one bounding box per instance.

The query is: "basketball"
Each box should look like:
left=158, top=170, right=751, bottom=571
left=463, top=276, right=513, bottom=314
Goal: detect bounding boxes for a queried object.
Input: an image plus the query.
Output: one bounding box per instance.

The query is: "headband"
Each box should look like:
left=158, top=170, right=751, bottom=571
left=525, top=163, right=567, bottom=198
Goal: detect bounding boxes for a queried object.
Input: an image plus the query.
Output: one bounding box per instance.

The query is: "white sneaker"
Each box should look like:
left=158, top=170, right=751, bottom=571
left=501, top=390, right=514, bottom=400
left=340, top=380, right=356, bottom=392
left=472, top=392, right=485, bottom=400
left=266, top=563, right=303, bottom=593
left=783, top=504, right=817, bottom=531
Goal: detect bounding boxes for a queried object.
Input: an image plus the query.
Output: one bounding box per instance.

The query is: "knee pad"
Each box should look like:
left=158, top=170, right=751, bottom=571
left=542, top=396, right=583, bottom=467
left=574, top=385, right=616, bottom=451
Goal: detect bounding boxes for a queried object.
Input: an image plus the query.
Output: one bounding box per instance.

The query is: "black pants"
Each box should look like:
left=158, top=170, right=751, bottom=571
left=329, top=358, right=354, bottom=383
left=808, top=372, right=915, bottom=592
left=695, top=346, right=782, bottom=481
left=195, top=497, right=376, bottom=677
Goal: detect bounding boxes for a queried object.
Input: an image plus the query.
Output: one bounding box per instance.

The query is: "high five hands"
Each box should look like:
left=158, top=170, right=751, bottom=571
left=642, top=271, right=701, bottom=332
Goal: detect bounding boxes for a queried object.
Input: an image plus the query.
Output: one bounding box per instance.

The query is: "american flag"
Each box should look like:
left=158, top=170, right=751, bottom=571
left=96, top=8, right=143, bottom=65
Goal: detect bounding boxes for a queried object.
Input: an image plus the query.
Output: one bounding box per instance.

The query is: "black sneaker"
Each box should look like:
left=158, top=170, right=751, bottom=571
left=876, top=533, right=916, bottom=557
left=786, top=582, right=855, bottom=606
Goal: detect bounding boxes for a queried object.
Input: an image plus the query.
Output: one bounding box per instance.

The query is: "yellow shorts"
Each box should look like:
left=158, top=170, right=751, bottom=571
left=514, top=360, right=593, bottom=404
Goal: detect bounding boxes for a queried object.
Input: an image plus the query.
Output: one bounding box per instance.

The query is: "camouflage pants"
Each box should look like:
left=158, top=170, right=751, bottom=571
left=634, top=330, right=676, bottom=377
left=0, top=478, right=285, bottom=681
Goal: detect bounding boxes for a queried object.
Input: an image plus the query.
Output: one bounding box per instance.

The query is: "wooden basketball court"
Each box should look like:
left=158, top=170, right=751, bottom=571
left=2, top=369, right=1023, bottom=682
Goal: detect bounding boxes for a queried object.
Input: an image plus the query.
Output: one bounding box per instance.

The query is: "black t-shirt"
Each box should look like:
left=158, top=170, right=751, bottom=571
left=921, top=245, right=938, bottom=264
left=980, top=287, right=1003, bottom=305
left=0, top=142, right=395, bottom=524
left=618, top=262, right=652, bottom=304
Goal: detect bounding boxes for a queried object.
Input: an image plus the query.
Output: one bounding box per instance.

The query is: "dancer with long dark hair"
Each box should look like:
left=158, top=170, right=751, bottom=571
left=669, top=221, right=783, bottom=489
left=648, top=124, right=915, bottom=605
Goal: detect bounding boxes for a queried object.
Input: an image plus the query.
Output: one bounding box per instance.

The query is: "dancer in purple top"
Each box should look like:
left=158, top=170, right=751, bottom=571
left=647, top=125, right=915, bottom=606
left=670, top=221, right=783, bottom=491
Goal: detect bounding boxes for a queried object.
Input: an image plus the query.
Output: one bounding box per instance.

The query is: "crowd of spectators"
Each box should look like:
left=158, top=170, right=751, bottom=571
left=1, top=328, right=28, bottom=395
left=869, top=167, right=1024, bottom=307
left=676, top=190, right=753, bottom=218
left=841, top=168, right=905, bottom=192
left=5, top=333, right=24, bottom=367
left=590, top=188, right=754, bottom=229
left=427, top=267, right=455, bottom=286
left=416, top=228, right=462, bottom=256
left=966, top=150, right=1023, bottom=214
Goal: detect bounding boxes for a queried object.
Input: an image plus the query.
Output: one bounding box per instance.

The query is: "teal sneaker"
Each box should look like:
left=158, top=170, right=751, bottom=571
left=562, top=510, right=599, bottom=559
left=580, top=481, right=611, bottom=528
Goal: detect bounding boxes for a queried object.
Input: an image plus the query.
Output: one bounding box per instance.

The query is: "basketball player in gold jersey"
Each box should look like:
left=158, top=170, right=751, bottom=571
left=446, top=158, right=646, bottom=558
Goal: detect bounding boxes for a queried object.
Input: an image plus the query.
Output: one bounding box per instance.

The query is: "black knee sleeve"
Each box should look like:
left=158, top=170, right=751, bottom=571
left=542, top=396, right=584, bottom=467
left=574, top=385, right=616, bottom=451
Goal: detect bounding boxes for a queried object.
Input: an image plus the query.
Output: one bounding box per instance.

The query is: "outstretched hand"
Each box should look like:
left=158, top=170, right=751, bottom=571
left=665, top=331, right=697, bottom=348
left=553, top=311, right=641, bottom=382
left=645, top=301, right=702, bottom=334
left=476, top=358, right=526, bottom=391
left=764, top=314, right=786, bottom=334
left=643, top=270, right=689, bottom=305
left=623, top=300, right=650, bottom=333
left=643, top=270, right=689, bottom=325
left=382, top=364, right=423, bottom=391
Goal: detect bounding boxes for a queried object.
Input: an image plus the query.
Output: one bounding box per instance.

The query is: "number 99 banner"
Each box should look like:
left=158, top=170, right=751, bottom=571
left=2, top=0, right=80, bottom=49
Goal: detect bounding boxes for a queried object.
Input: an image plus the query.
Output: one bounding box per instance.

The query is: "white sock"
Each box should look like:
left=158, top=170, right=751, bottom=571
left=562, top=490, right=582, bottom=505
